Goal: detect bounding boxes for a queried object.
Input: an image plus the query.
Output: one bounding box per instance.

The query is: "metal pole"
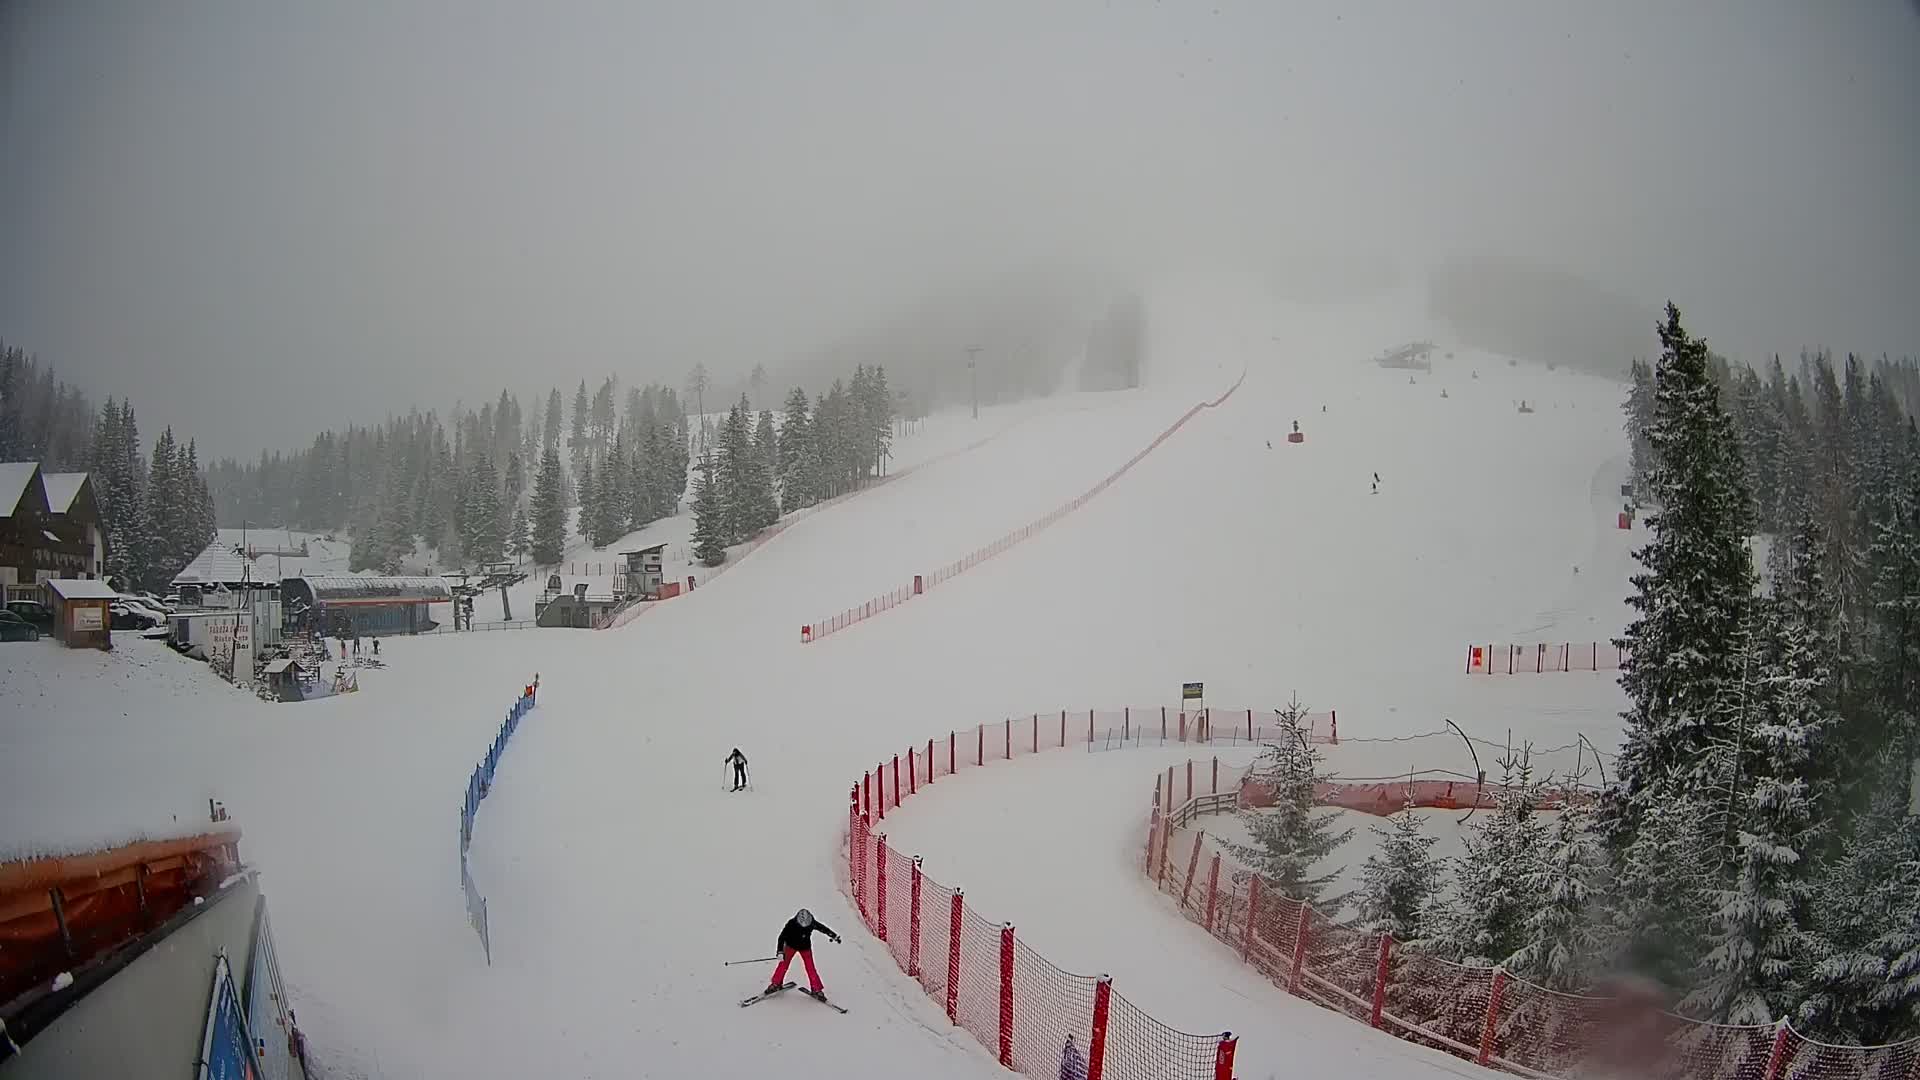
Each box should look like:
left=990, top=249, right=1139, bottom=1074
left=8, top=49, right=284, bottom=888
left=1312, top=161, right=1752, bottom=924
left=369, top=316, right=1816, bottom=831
left=966, top=346, right=981, bottom=419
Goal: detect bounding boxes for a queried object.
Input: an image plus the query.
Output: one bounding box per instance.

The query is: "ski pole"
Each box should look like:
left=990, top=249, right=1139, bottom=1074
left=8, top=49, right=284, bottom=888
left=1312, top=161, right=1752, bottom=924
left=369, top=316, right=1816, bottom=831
left=724, top=956, right=781, bottom=966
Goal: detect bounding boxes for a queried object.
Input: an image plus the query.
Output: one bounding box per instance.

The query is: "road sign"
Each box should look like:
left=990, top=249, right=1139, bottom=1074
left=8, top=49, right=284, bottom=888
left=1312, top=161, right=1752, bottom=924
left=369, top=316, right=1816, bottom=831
left=1181, top=682, right=1204, bottom=701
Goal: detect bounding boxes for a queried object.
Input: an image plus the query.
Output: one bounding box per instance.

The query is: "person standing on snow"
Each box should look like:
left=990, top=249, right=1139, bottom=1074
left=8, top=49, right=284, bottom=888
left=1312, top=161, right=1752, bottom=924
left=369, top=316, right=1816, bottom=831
left=725, top=748, right=750, bottom=792
left=766, top=908, right=840, bottom=998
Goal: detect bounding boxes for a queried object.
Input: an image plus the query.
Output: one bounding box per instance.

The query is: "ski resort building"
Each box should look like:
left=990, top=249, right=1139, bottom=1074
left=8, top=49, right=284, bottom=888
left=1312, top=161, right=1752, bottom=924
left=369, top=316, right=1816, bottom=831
left=0, top=464, right=109, bottom=601
left=280, top=575, right=450, bottom=638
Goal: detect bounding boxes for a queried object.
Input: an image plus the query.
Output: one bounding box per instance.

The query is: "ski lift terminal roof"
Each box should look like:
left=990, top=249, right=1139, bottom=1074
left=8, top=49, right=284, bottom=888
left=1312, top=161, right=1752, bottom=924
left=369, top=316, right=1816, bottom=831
left=283, top=575, right=452, bottom=605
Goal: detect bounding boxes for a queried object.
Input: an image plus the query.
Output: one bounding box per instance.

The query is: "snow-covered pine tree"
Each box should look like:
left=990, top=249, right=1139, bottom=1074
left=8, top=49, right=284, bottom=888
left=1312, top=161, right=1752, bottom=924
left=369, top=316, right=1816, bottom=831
left=569, top=380, right=590, bottom=502
left=529, top=447, right=566, bottom=565
left=1356, top=802, right=1440, bottom=941
left=1508, top=796, right=1605, bottom=991
left=590, top=431, right=628, bottom=547
left=507, top=502, right=530, bottom=563
left=464, top=455, right=505, bottom=564
left=1799, top=782, right=1920, bottom=1042
left=1227, top=695, right=1353, bottom=905
left=716, top=399, right=759, bottom=543
left=778, top=387, right=812, bottom=510
left=1610, top=303, right=1756, bottom=854
left=1684, top=588, right=1830, bottom=1024
left=1624, top=357, right=1656, bottom=494
left=690, top=458, right=726, bottom=566
left=572, top=457, right=596, bottom=550
left=1431, top=749, right=1550, bottom=968
left=754, top=409, right=778, bottom=505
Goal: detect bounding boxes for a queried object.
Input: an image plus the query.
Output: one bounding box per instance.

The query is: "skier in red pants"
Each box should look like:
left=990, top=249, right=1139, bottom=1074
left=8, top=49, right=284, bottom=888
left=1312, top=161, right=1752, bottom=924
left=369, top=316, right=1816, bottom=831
left=767, top=908, right=840, bottom=998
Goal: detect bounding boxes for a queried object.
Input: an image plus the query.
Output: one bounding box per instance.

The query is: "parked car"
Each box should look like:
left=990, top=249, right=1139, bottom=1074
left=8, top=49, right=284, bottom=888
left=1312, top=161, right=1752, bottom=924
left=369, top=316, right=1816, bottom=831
left=119, top=597, right=169, bottom=625
left=110, top=601, right=159, bottom=630
left=0, top=610, right=39, bottom=642
left=5, top=600, right=53, bottom=627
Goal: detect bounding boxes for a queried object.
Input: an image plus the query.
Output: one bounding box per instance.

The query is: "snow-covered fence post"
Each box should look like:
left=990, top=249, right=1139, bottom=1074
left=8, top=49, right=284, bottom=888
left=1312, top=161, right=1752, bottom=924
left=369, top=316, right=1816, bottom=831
left=977, top=725, right=984, bottom=767
left=1761, top=1018, right=1793, bottom=1080
left=1213, top=1033, right=1237, bottom=1080
left=1288, top=904, right=1311, bottom=994
left=1180, top=832, right=1205, bottom=910
left=1123, top=707, right=1130, bottom=741
left=1371, top=935, right=1393, bottom=1028
left=945, top=891, right=964, bottom=1023
left=1186, top=759, right=1193, bottom=802
left=864, top=770, right=872, bottom=817
left=1212, top=756, right=1219, bottom=794
left=998, top=923, right=1015, bottom=1068
left=857, top=813, right=873, bottom=919
left=908, top=856, right=923, bottom=977
left=1204, top=854, right=1221, bottom=933
left=1476, top=968, right=1508, bottom=1066
left=1032, top=713, right=1039, bottom=755
left=876, top=764, right=886, bottom=821
left=949, top=731, right=956, bottom=775
left=1330, top=709, right=1339, bottom=745
left=892, top=755, right=901, bottom=807
left=1087, top=708, right=1094, bottom=746
left=1004, top=717, right=1011, bottom=760
left=876, top=841, right=889, bottom=942
left=1161, top=706, right=1168, bottom=742
left=1087, top=975, right=1112, bottom=1080
left=907, top=747, right=917, bottom=796
left=849, top=787, right=861, bottom=915
left=1243, top=875, right=1261, bottom=959
left=1146, top=777, right=1161, bottom=874
left=928, top=738, right=936, bottom=784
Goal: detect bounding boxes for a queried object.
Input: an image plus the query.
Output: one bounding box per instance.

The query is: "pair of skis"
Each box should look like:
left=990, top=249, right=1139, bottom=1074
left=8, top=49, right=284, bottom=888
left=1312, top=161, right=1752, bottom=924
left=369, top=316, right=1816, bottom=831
left=739, top=981, right=847, bottom=1013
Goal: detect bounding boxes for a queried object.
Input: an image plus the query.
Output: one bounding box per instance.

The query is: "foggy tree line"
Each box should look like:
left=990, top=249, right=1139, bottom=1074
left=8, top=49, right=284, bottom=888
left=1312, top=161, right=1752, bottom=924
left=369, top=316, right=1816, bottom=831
left=1246, top=307, right=1917, bottom=1048
left=689, top=366, right=895, bottom=566
left=206, top=379, right=694, bottom=573
left=0, top=342, right=217, bottom=592
left=205, top=362, right=895, bottom=574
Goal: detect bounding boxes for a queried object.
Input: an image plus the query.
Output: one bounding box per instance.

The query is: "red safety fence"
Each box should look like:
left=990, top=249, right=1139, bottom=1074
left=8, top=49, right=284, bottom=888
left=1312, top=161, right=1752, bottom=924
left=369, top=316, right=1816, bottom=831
left=804, top=369, right=1248, bottom=644
left=846, top=745, right=1238, bottom=1079
left=1145, top=766, right=1920, bottom=1080
left=1466, top=642, right=1625, bottom=674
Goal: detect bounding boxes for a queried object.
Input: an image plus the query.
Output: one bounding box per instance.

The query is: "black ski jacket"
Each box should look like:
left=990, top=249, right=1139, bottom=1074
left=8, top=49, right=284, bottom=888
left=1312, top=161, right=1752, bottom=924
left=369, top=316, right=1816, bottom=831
left=778, top=916, right=837, bottom=954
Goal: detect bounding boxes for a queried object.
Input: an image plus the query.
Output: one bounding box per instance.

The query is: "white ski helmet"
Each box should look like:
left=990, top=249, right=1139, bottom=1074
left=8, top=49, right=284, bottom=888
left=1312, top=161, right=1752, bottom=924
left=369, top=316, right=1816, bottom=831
left=796, top=908, right=813, bottom=927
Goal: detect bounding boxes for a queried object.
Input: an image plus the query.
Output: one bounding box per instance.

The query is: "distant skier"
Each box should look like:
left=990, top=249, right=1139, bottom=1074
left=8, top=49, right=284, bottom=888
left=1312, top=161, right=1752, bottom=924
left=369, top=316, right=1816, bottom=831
left=725, top=748, right=750, bottom=792
left=766, top=908, right=840, bottom=998
left=371, top=638, right=379, bottom=656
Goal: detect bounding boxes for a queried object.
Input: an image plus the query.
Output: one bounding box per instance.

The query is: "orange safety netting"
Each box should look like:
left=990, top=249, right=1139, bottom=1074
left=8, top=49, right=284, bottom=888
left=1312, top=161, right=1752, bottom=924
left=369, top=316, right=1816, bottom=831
left=1145, top=769, right=1920, bottom=1080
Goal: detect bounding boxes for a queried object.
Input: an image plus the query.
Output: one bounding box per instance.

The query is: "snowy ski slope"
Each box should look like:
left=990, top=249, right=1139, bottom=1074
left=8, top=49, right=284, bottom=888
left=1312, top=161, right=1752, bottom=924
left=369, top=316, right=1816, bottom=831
left=0, top=279, right=1636, bottom=1078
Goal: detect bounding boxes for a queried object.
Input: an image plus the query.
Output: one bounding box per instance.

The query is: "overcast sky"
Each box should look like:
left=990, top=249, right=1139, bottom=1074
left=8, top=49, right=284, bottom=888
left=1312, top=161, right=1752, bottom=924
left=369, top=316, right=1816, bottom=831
left=3, top=1, right=1916, bottom=459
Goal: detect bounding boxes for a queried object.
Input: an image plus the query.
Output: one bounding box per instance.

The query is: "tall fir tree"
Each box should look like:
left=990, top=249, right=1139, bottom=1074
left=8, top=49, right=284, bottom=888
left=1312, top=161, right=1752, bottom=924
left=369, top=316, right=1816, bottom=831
left=529, top=447, right=566, bottom=565
left=1610, top=304, right=1757, bottom=853
left=778, top=387, right=812, bottom=509
left=569, top=380, right=590, bottom=504
left=463, top=455, right=505, bottom=564
left=1227, top=696, right=1353, bottom=904
left=574, top=457, right=597, bottom=548
left=1686, top=520, right=1834, bottom=1024
left=689, top=459, right=726, bottom=567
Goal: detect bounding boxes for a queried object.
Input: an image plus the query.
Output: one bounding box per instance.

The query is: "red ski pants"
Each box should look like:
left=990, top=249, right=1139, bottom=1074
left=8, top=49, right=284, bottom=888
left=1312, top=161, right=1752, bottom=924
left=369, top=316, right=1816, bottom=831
left=771, top=946, right=822, bottom=992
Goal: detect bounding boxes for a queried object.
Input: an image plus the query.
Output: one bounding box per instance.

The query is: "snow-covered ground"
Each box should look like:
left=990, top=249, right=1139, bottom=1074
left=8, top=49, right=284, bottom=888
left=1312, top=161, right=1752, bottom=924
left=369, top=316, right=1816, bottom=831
left=0, top=279, right=1637, bottom=1079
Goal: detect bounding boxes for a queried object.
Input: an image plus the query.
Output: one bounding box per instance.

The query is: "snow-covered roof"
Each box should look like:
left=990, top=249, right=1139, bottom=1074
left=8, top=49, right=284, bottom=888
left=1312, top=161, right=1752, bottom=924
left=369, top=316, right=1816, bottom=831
left=290, top=575, right=452, bottom=603
left=0, top=462, right=40, bottom=517
left=40, top=472, right=88, bottom=514
left=45, top=578, right=118, bottom=601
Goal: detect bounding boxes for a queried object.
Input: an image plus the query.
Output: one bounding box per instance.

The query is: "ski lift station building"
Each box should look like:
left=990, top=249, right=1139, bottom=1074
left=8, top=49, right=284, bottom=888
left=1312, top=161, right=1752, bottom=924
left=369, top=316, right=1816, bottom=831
left=280, top=575, right=451, bottom=637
